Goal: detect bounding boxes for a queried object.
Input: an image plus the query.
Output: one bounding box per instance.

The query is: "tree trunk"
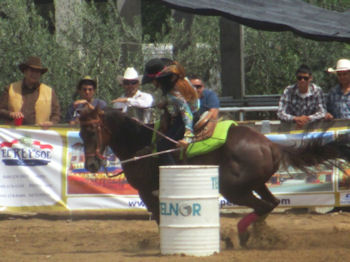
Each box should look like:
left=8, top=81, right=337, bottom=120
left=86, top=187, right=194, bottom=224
left=54, top=0, right=82, bottom=49
left=117, top=0, right=142, bottom=67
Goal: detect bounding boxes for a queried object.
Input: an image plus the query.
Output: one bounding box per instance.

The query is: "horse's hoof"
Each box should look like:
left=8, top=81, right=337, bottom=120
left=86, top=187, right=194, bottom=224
left=224, top=237, right=234, bottom=249
left=239, top=231, right=250, bottom=247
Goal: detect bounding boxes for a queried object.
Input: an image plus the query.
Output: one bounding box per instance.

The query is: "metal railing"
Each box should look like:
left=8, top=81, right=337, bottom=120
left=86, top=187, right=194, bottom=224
left=219, top=106, right=278, bottom=121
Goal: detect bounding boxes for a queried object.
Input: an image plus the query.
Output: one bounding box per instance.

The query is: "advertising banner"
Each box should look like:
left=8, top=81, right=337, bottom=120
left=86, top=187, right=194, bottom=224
left=0, top=125, right=350, bottom=213
left=0, top=127, right=64, bottom=209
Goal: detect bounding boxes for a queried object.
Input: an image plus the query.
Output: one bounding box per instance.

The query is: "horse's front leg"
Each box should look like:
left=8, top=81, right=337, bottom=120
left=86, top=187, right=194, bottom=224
left=125, top=156, right=160, bottom=224
left=138, top=189, right=160, bottom=224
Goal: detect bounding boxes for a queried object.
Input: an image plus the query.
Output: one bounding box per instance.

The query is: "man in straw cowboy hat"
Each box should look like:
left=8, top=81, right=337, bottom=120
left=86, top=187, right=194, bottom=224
left=66, top=76, right=107, bottom=125
left=0, top=56, right=60, bottom=127
left=326, top=58, right=350, bottom=119
left=112, top=67, right=153, bottom=123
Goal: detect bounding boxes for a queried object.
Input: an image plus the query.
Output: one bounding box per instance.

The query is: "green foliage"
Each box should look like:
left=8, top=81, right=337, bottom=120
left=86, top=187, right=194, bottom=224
left=144, top=0, right=350, bottom=96
left=148, top=15, right=221, bottom=94
left=0, top=0, right=144, bottom=121
left=244, top=29, right=350, bottom=95
left=305, top=0, right=350, bottom=11
left=1, top=0, right=350, bottom=124
left=141, top=0, right=171, bottom=42
left=244, top=0, right=350, bottom=95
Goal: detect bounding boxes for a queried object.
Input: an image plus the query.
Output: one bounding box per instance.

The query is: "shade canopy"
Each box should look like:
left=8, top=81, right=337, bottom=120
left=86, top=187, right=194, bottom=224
left=160, top=0, right=350, bottom=42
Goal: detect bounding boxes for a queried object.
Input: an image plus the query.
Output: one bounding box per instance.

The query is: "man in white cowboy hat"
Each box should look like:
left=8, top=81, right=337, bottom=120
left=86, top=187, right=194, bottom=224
left=112, top=67, right=154, bottom=123
left=326, top=58, right=350, bottom=119
left=0, top=56, right=60, bottom=127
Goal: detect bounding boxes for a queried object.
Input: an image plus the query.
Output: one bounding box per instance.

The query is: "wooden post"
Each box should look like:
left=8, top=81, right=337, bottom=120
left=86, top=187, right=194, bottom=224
left=220, top=18, right=245, bottom=99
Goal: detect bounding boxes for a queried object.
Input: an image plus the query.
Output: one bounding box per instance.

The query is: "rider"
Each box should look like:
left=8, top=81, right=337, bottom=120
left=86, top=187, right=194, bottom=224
left=143, top=60, right=198, bottom=165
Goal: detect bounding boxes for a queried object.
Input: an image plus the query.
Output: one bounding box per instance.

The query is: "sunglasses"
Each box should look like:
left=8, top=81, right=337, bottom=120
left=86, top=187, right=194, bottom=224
left=297, top=76, right=310, bottom=81
left=193, top=84, right=203, bottom=89
left=123, top=80, right=139, bottom=85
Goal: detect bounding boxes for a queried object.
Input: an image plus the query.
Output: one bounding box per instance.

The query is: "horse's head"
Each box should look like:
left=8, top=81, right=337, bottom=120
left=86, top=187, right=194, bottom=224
left=79, top=104, right=109, bottom=173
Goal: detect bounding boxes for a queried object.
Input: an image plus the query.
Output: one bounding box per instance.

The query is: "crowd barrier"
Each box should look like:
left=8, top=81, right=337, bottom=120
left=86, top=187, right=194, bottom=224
left=0, top=121, right=350, bottom=213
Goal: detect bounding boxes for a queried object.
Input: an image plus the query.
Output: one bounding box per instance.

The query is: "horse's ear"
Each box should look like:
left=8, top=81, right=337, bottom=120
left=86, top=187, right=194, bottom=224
left=76, top=102, right=89, bottom=117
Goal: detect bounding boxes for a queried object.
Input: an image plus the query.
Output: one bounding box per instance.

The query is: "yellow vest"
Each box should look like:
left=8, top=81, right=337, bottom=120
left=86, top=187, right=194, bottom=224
left=8, top=81, right=52, bottom=124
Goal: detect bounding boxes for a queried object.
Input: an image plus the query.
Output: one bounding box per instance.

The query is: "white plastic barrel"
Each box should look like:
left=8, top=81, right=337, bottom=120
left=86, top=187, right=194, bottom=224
left=159, top=165, right=220, bottom=256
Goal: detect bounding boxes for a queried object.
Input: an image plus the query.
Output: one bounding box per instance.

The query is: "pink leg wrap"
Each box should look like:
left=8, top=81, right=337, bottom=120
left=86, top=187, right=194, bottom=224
left=237, top=212, right=259, bottom=233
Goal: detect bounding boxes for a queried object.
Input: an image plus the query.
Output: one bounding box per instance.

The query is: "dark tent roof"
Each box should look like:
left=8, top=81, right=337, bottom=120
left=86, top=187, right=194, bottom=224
left=160, top=0, right=350, bottom=42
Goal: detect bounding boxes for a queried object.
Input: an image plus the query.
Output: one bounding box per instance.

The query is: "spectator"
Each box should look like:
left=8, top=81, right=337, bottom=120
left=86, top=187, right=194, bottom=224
left=66, top=76, right=107, bottom=125
left=277, top=64, right=326, bottom=127
left=0, top=56, right=60, bottom=128
left=112, top=67, right=153, bottom=123
left=325, top=58, right=350, bottom=119
left=189, top=75, right=220, bottom=131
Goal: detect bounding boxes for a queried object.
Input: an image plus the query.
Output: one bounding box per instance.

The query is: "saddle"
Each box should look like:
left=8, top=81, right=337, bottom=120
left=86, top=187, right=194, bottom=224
left=154, top=109, right=237, bottom=159
left=194, top=111, right=218, bottom=142
left=185, top=120, right=237, bottom=159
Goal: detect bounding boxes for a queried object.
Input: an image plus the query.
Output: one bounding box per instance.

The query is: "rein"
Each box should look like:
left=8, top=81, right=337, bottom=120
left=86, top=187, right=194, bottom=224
left=130, top=116, right=180, bottom=146
left=79, top=111, right=182, bottom=177
left=114, top=147, right=182, bottom=165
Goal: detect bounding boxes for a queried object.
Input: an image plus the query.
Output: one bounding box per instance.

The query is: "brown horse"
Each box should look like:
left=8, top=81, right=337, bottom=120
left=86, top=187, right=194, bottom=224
left=78, top=105, right=350, bottom=246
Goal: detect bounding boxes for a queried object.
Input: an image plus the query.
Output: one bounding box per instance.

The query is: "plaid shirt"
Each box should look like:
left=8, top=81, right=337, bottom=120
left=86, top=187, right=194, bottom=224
left=277, top=83, right=326, bottom=122
left=326, top=84, right=350, bottom=119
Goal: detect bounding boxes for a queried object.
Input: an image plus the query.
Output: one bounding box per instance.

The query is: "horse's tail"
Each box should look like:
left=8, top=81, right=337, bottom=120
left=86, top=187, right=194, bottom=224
left=278, top=134, right=350, bottom=173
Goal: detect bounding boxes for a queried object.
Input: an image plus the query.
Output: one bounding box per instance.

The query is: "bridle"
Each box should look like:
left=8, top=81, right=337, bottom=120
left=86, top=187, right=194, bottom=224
left=79, top=116, right=110, bottom=161
left=79, top=109, right=184, bottom=174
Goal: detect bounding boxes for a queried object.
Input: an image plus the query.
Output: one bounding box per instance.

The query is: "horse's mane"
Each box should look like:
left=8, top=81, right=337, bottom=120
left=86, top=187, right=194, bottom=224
left=103, top=107, right=153, bottom=151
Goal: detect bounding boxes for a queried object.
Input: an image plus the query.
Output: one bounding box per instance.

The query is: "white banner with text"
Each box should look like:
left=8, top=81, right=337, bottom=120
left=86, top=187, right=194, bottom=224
left=0, top=125, right=349, bottom=212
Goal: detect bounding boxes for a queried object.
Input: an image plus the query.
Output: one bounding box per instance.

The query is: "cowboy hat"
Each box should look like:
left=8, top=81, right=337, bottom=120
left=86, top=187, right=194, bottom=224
left=117, top=67, right=142, bottom=84
left=141, top=58, right=166, bottom=84
left=327, top=59, right=350, bottom=73
left=18, top=56, right=48, bottom=74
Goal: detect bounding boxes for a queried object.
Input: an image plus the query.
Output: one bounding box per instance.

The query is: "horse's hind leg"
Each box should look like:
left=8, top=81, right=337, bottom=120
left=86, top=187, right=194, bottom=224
left=228, top=190, right=277, bottom=246
left=254, top=184, right=280, bottom=214
left=249, top=185, right=281, bottom=231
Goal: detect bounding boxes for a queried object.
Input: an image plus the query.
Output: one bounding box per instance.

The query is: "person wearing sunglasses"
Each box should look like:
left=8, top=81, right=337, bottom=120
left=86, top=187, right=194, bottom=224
left=112, top=67, right=153, bottom=123
left=277, top=64, right=327, bottom=128
left=189, top=75, right=220, bottom=134
left=325, top=59, right=350, bottom=120
left=66, top=76, right=107, bottom=125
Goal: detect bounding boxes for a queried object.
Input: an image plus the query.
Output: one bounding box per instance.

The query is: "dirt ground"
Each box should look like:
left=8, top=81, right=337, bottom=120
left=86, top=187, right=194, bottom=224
left=1, top=210, right=350, bottom=262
